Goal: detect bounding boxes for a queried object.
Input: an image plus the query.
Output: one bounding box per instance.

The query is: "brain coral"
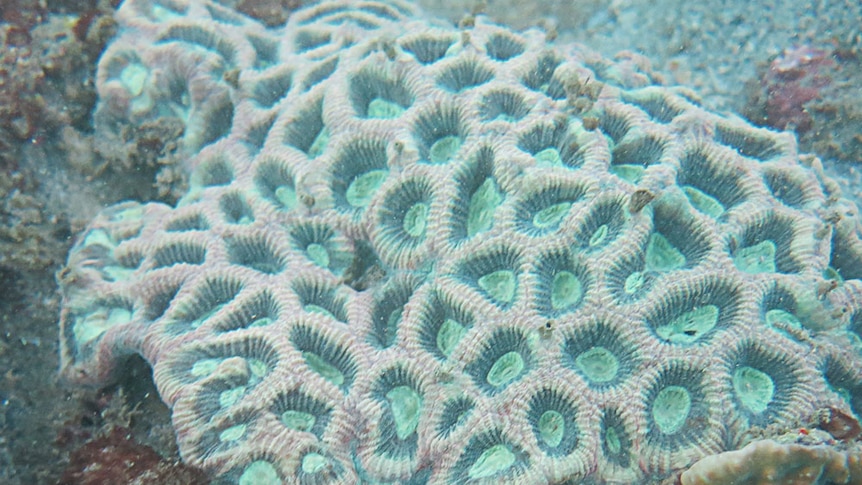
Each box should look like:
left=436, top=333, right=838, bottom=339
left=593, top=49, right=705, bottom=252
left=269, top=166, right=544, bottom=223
left=58, top=0, right=862, bottom=483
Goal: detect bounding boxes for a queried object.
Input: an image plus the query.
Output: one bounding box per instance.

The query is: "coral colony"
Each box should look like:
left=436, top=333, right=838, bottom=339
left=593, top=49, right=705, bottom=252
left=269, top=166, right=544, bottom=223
left=58, top=0, right=862, bottom=483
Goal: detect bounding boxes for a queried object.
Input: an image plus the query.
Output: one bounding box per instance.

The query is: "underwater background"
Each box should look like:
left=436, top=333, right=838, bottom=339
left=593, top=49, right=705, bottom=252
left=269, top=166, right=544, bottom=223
left=1, top=0, right=861, bottom=483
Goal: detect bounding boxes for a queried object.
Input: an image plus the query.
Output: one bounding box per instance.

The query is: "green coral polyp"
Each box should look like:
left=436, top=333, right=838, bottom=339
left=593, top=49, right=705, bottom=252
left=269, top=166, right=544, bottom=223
left=486, top=351, right=524, bottom=387
left=551, top=271, right=583, bottom=310
left=305, top=304, right=337, bottom=320
left=191, top=358, right=220, bottom=377
left=468, top=444, right=516, bottom=479
left=403, top=202, right=429, bottom=237
left=533, top=202, right=571, bottom=229
left=437, top=318, right=466, bottom=357
left=347, top=169, right=388, bottom=207
left=302, top=351, right=344, bottom=386
left=478, top=269, right=516, bottom=304
left=429, top=135, right=461, bottom=163
left=219, top=423, right=247, bottom=442
left=652, top=385, right=691, bottom=435
left=249, top=358, right=268, bottom=378
left=534, top=148, right=562, bottom=167
left=185, top=303, right=227, bottom=331
left=575, top=347, right=619, bottom=383
left=646, top=233, right=685, bottom=271
left=274, top=185, right=297, bottom=209
left=765, top=309, right=802, bottom=332
left=368, top=98, right=405, bottom=118
left=239, top=461, right=281, bottom=485
left=305, top=243, right=330, bottom=268
left=281, top=410, right=316, bottom=432
left=589, top=224, right=608, bottom=247
left=385, top=385, right=422, bottom=440
left=103, top=265, right=135, bottom=282
left=683, top=185, right=725, bottom=218
left=624, top=271, right=645, bottom=295
left=82, top=229, right=115, bottom=249
left=538, top=410, right=565, bottom=448
left=604, top=426, right=621, bottom=454
left=73, top=307, right=132, bottom=346
left=467, top=178, right=502, bottom=236
left=307, top=126, right=329, bottom=158
left=610, top=164, right=644, bottom=183
left=655, top=304, right=718, bottom=344
left=734, top=240, right=777, bottom=274
left=119, top=62, right=149, bottom=97
left=302, top=453, right=329, bottom=474
left=732, top=366, right=774, bottom=414
left=220, top=386, right=246, bottom=408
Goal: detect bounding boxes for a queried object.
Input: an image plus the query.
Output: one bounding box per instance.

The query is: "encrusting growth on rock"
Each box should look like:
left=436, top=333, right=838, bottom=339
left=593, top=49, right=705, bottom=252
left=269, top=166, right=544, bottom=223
left=58, top=0, right=862, bottom=483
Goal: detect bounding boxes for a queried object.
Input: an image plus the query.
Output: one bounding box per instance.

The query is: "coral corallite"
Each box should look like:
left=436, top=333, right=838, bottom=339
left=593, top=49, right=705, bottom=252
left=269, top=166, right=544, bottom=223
left=57, top=0, right=862, bottom=483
